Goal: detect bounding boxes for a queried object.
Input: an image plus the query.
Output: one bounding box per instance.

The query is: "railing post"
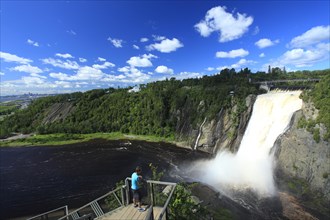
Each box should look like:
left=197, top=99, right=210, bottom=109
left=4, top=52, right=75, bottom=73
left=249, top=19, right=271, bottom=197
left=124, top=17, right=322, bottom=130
left=149, top=182, right=154, bottom=206
left=125, top=178, right=130, bottom=205
left=121, top=185, right=125, bottom=206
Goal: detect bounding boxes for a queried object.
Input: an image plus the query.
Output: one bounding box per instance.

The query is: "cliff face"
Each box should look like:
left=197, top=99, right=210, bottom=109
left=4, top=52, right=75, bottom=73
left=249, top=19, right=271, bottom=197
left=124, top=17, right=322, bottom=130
left=175, top=95, right=256, bottom=154
left=274, top=101, right=330, bottom=216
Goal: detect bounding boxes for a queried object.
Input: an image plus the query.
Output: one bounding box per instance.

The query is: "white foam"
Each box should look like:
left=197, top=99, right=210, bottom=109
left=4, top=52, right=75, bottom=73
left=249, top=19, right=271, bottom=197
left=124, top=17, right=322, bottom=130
left=187, top=91, right=302, bottom=196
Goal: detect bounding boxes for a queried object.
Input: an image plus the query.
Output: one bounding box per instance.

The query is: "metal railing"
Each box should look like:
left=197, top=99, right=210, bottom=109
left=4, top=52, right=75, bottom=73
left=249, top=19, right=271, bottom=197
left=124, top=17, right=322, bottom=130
left=56, top=178, right=176, bottom=220
left=58, top=185, right=126, bottom=220
left=27, top=205, right=68, bottom=220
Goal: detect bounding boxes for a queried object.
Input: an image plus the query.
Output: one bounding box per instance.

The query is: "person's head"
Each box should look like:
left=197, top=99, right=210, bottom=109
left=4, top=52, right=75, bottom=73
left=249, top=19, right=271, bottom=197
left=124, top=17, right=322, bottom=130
left=135, top=166, right=142, bottom=174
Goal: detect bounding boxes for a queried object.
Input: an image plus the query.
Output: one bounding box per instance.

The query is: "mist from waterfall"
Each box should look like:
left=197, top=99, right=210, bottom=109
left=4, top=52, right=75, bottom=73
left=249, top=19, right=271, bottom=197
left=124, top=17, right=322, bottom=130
left=187, top=91, right=303, bottom=196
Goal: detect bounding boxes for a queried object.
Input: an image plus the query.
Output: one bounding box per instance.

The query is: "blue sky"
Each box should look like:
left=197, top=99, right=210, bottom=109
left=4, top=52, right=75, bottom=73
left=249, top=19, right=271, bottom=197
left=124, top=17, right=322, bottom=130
left=1, top=0, right=329, bottom=95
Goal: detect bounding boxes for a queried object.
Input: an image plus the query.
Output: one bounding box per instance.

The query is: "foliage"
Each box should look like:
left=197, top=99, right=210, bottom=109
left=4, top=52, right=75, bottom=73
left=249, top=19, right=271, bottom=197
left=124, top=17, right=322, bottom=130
left=300, top=72, right=330, bottom=140
left=149, top=163, right=164, bottom=181
left=1, top=68, right=328, bottom=142
left=105, top=180, right=125, bottom=210
left=169, top=183, right=209, bottom=220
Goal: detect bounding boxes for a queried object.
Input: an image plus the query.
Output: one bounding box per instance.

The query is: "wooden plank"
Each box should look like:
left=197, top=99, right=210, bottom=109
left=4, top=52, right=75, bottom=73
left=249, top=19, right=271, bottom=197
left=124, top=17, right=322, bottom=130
left=98, top=204, right=164, bottom=220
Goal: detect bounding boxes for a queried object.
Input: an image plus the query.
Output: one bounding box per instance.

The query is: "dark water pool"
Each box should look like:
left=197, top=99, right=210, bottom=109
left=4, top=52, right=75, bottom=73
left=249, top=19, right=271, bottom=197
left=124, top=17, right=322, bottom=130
left=0, top=139, right=208, bottom=219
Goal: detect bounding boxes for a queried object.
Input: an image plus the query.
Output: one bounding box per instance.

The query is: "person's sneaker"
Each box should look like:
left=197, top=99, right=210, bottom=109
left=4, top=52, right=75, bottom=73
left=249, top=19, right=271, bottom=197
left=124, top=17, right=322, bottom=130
left=133, top=204, right=138, bottom=208
left=138, top=207, right=145, bottom=212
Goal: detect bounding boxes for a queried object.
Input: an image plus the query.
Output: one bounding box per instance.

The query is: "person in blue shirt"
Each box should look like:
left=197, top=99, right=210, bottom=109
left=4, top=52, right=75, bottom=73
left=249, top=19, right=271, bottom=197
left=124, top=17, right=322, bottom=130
left=131, top=166, right=145, bottom=212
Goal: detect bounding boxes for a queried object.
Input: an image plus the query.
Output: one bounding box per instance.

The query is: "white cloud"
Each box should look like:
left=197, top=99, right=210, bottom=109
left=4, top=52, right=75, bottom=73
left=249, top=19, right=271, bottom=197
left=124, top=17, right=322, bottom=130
left=22, top=76, right=45, bottom=85
left=231, top=58, right=254, bottom=68
left=97, top=57, right=106, bottom=62
left=140, top=37, right=149, bottom=42
left=152, top=35, right=166, bottom=41
left=113, top=66, right=151, bottom=83
left=27, top=39, right=39, bottom=47
left=276, top=43, right=330, bottom=67
left=0, top=72, right=5, bottom=76
left=55, top=53, right=74, bottom=59
left=194, top=6, right=253, bottom=42
left=49, top=72, right=71, bottom=81
left=206, top=67, right=215, bottom=71
left=155, top=65, right=174, bottom=74
left=289, top=25, right=330, bottom=48
left=107, top=37, right=124, bottom=48
left=216, top=48, right=249, bottom=58
left=41, top=58, right=80, bottom=70
left=0, top=51, right=32, bottom=64
left=67, top=30, right=77, bottom=35
left=252, top=26, right=260, bottom=35
left=10, top=64, right=43, bottom=75
left=92, top=61, right=115, bottom=69
left=259, top=53, right=265, bottom=58
left=54, top=80, right=72, bottom=88
left=146, top=38, right=183, bottom=53
left=133, top=45, right=140, bottom=50
left=79, top=57, right=87, bottom=63
left=126, top=54, right=157, bottom=67
left=216, top=58, right=255, bottom=70
left=175, top=71, right=202, bottom=80
left=255, top=38, right=279, bottom=48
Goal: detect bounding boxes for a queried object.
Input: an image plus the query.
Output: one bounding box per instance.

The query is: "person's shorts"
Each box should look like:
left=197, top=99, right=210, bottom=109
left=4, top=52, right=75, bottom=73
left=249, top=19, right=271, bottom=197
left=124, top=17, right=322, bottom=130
left=132, top=189, right=142, bottom=201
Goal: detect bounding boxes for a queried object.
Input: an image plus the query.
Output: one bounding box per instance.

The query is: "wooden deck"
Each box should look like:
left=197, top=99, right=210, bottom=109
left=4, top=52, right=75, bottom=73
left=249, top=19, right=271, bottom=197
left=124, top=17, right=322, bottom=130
left=97, top=205, right=163, bottom=220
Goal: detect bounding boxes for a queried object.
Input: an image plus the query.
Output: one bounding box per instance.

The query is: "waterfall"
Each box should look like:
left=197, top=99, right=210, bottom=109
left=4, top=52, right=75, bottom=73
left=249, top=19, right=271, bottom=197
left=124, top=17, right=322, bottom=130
left=194, top=117, right=207, bottom=150
left=187, top=91, right=302, bottom=196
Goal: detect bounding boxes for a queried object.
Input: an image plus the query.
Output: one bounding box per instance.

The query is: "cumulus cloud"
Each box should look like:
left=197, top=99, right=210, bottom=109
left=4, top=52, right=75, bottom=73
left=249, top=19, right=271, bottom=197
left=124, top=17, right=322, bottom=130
left=152, top=35, right=166, bottom=41
left=231, top=58, right=254, bottom=68
left=22, top=76, right=45, bottom=85
left=194, top=6, right=253, bottom=42
left=0, top=51, right=32, bottom=64
left=92, top=61, right=115, bottom=69
left=206, top=67, right=215, bottom=71
left=133, top=45, right=140, bottom=50
left=289, top=25, right=330, bottom=48
left=27, top=39, right=39, bottom=47
left=0, top=72, right=5, bottom=76
left=107, top=37, right=124, bottom=48
left=41, top=58, right=80, bottom=70
left=10, top=64, right=43, bottom=75
left=126, top=54, right=157, bottom=67
left=155, top=65, right=174, bottom=74
left=97, top=57, right=106, bottom=62
left=259, top=53, right=265, bottom=58
left=146, top=38, right=183, bottom=53
left=216, top=48, right=249, bottom=58
left=116, top=66, right=151, bottom=83
left=276, top=43, right=330, bottom=67
left=216, top=58, right=255, bottom=70
left=140, top=37, right=149, bottom=42
left=255, top=38, right=279, bottom=49
left=175, top=71, right=203, bottom=80
left=55, top=53, right=74, bottom=59
left=79, top=57, right=87, bottom=63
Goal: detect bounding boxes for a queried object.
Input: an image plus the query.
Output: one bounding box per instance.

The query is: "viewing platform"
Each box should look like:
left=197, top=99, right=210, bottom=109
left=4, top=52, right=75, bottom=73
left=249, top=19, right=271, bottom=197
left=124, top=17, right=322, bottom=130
left=28, top=178, right=177, bottom=220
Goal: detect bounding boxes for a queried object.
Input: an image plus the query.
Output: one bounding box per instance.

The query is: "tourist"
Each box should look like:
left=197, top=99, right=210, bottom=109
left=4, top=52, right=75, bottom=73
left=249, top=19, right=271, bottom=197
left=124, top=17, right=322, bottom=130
left=131, top=166, right=145, bottom=212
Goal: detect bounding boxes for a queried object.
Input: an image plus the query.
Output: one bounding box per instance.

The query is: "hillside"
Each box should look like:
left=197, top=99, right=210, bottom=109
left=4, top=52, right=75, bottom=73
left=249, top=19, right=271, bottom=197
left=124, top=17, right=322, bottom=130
left=0, top=69, right=329, bottom=149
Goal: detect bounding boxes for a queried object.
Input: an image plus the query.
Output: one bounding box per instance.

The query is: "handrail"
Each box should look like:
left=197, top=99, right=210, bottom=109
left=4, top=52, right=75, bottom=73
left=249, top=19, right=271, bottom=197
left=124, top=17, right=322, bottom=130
left=26, top=205, right=68, bottom=220
left=58, top=186, right=125, bottom=220
left=157, top=184, right=176, bottom=220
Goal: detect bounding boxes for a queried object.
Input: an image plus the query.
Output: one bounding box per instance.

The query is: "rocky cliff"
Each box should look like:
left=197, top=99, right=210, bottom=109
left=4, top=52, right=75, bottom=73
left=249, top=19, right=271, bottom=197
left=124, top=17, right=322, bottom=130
left=175, top=95, right=257, bottom=154
left=274, top=101, right=330, bottom=217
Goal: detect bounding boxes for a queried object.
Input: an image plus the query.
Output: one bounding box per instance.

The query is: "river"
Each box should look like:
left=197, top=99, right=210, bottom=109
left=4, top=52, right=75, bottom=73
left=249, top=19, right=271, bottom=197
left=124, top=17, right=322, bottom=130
left=0, top=139, right=208, bottom=219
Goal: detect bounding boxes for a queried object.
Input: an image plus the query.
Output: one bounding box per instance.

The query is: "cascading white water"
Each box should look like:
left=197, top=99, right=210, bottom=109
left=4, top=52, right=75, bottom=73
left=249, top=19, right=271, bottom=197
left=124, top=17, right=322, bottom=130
left=187, top=91, right=303, bottom=196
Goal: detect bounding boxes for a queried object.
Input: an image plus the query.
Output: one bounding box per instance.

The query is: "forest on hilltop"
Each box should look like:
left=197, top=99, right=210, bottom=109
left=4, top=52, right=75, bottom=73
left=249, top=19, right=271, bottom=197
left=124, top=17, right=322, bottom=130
left=0, top=68, right=329, bottom=140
